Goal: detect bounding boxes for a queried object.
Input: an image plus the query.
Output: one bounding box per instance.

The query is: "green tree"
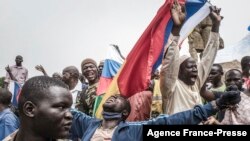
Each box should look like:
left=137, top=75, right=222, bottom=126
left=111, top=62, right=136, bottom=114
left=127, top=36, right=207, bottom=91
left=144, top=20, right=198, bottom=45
left=0, top=77, right=5, bottom=88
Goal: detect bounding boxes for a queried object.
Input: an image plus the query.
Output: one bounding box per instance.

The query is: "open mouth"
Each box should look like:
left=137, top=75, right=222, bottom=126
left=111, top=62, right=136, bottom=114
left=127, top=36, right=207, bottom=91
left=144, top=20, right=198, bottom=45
left=86, top=71, right=95, bottom=79
left=106, top=97, right=115, bottom=104
left=190, top=74, right=198, bottom=81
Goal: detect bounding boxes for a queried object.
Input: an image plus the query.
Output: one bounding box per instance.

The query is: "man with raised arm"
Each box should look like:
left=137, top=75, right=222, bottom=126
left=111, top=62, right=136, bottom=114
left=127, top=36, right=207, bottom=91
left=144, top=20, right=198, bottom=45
left=160, top=0, right=222, bottom=115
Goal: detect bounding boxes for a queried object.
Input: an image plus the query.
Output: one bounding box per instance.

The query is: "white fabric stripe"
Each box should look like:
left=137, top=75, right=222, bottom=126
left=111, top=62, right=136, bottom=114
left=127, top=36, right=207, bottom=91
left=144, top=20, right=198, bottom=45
left=105, top=45, right=124, bottom=64
left=179, top=2, right=211, bottom=44
left=8, top=81, right=15, bottom=103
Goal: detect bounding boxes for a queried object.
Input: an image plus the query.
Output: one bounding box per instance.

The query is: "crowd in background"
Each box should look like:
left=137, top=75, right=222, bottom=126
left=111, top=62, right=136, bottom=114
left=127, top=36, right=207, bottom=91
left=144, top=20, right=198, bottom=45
left=0, top=1, right=250, bottom=141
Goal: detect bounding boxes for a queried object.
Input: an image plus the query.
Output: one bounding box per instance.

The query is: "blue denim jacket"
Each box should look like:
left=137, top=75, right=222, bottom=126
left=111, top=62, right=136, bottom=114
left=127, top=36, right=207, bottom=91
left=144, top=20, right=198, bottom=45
left=0, top=108, right=20, bottom=140
left=70, top=103, right=216, bottom=141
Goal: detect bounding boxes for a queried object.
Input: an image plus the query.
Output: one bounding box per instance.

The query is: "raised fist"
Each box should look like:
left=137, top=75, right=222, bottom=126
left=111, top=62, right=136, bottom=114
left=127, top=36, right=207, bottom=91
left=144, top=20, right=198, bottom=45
left=216, top=90, right=241, bottom=110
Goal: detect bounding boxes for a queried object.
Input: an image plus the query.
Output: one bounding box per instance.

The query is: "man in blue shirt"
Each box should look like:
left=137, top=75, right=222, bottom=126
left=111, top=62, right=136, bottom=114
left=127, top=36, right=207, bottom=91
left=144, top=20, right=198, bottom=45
left=0, top=88, right=19, bottom=140
left=70, top=91, right=240, bottom=141
left=3, top=76, right=73, bottom=141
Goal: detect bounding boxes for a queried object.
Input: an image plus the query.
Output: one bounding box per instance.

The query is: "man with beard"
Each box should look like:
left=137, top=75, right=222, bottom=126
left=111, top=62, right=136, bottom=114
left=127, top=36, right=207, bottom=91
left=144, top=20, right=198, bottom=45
left=81, top=58, right=99, bottom=116
left=160, top=1, right=222, bottom=115
left=3, top=76, right=73, bottom=141
left=70, top=91, right=240, bottom=141
left=4, top=55, right=28, bottom=88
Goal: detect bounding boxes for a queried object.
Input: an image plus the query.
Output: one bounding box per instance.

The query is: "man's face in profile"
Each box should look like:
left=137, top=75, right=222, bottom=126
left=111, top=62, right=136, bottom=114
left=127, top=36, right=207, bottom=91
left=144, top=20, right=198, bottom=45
left=33, top=86, right=73, bottom=139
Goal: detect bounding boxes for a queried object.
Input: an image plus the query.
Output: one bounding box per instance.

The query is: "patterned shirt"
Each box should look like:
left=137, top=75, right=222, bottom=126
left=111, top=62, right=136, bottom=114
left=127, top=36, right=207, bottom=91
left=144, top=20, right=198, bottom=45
left=5, top=65, right=28, bottom=84
left=83, top=83, right=98, bottom=116
left=221, top=93, right=250, bottom=124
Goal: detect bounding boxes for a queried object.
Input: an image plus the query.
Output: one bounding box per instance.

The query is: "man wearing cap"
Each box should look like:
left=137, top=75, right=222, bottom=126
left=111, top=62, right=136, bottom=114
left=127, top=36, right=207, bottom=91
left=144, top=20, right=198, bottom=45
left=81, top=58, right=99, bottom=116
left=160, top=4, right=222, bottom=115
left=4, top=55, right=28, bottom=88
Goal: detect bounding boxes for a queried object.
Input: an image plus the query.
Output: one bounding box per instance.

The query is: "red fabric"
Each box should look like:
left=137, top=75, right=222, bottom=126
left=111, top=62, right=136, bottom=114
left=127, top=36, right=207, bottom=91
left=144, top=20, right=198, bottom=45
left=118, top=0, right=185, bottom=98
left=243, top=77, right=250, bottom=90
left=96, top=77, right=113, bottom=95
left=126, top=91, right=153, bottom=121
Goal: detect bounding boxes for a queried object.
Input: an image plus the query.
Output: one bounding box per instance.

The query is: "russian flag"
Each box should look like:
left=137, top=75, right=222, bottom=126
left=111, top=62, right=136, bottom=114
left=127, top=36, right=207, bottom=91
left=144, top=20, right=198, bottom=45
left=95, top=0, right=210, bottom=118
left=179, top=0, right=211, bottom=43
left=8, top=81, right=21, bottom=107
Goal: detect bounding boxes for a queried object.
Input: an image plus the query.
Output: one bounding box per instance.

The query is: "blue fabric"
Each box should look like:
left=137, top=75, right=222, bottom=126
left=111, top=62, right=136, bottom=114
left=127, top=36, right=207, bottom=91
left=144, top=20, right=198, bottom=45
left=0, top=108, right=20, bottom=140
left=153, top=0, right=207, bottom=72
left=70, top=103, right=216, bottom=141
left=102, top=111, right=122, bottom=119
left=11, top=82, right=21, bottom=107
left=102, top=59, right=122, bottom=78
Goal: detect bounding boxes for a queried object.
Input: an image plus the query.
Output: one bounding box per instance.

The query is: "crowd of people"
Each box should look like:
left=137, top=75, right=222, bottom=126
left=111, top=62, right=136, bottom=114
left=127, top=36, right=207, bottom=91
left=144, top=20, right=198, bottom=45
left=0, top=1, right=250, bottom=141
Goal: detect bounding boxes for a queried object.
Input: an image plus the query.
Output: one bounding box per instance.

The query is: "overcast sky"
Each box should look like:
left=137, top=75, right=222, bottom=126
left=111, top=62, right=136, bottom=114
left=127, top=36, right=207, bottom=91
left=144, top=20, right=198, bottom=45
left=1, top=0, right=249, bottom=77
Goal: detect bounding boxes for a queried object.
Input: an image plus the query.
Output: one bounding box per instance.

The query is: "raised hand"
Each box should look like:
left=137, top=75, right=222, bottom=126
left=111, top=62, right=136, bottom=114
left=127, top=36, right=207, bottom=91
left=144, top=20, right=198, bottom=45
left=216, top=90, right=241, bottom=110
left=225, top=85, right=239, bottom=92
left=171, top=0, right=186, bottom=27
left=5, top=65, right=11, bottom=73
left=203, top=116, right=221, bottom=125
left=210, top=6, right=223, bottom=32
left=171, top=0, right=186, bottom=36
left=35, top=65, right=45, bottom=72
left=110, top=44, right=125, bottom=60
left=5, top=65, right=17, bottom=81
left=35, top=65, right=48, bottom=76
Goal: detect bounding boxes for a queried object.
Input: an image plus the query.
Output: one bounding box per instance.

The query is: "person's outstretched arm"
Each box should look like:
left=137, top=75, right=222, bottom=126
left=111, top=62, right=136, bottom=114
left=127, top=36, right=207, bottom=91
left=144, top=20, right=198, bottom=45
left=200, top=82, right=217, bottom=101
left=70, top=110, right=95, bottom=139
left=160, top=0, right=186, bottom=113
left=5, top=65, right=17, bottom=82
left=141, top=89, right=241, bottom=125
left=35, top=65, right=48, bottom=76
left=197, top=6, right=223, bottom=89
